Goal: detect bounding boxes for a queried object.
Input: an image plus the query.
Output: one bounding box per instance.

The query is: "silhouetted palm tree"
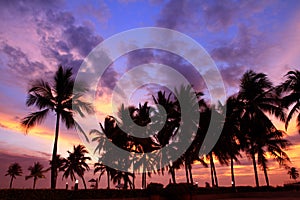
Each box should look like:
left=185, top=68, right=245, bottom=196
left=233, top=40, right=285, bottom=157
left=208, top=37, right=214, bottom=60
left=5, top=163, right=22, bottom=189
left=256, top=129, right=290, bottom=186
left=94, top=162, right=114, bottom=189
left=49, top=154, right=66, bottom=183
left=217, top=97, right=244, bottom=189
left=203, top=106, right=227, bottom=188
left=238, top=70, right=285, bottom=187
left=21, top=66, right=94, bottom=189
left=277, top=70, right=300, bottom=133
left=288, top=167, right=299, bottom=181
left=110, top=169, right=134, bottom=189
left=25, top=162, right=47, bottom=189
left=62, top=144, right=91, bottom=189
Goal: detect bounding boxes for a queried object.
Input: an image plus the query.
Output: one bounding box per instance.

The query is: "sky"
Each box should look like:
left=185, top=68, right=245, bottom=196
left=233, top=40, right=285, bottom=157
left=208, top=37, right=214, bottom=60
left=0, top=0, right=300, bottom=189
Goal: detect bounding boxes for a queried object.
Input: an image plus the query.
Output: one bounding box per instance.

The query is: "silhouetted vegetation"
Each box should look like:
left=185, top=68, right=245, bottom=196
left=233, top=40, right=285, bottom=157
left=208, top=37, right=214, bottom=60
left=4, top=68, right=297, bottom=193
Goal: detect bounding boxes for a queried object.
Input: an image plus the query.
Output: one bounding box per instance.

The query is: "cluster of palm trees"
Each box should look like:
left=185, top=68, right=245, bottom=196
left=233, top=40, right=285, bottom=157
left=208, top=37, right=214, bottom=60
left=18, top=65, right=299, bottom=189
left=90, top=70, right=300, bottom=189
left=5, top=162, right=46, bottom=189
left=5, top=144, right=91, bottom=189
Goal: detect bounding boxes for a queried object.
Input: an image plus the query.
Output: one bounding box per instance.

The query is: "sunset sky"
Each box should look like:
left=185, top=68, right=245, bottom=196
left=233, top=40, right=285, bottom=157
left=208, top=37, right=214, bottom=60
left=0, top=0, right=300, bottom=189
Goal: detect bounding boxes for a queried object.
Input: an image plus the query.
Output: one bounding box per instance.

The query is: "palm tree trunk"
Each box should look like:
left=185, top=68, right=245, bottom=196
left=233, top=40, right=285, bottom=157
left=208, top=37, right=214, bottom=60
left=209, top=153, right=218, bottom=187
left=188, top=164, right=193, bottom=185
left=132, top=172, right=135, bottom=189
left=9, top=177, right=13, bottom=189
left=33, top=177, right=37, bottom=189
left=141, top=172, right=144, bottom=189
left=231, top=157, right=236, bottom=190
left=212, top=162, right=218, bottom=187
left=142, top=172, right=147, bottom=188
left=124, top=177, right=128, bottom=189
left=251, top=152, right=259, bottom=187
left=185, top=162, right=190, bottom=183
left=171, top=167, right=176, bottom=184
left=107, top=170, right=110, bottom=189
left=51, top=112, right=60, bottom=189
left=210, top=157, right=215, bottom=187
left=263, top=164, right=269, bottom=187
left=81, top=176, right=87, bottom=189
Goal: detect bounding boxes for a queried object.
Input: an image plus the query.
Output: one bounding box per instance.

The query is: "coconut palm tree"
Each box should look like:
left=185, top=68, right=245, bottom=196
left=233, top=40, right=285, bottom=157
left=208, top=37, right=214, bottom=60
left=94, top=162, right=114, bottom=189
left=238, top=70, right=285, bottom=187
left=49, top=154, right=66, bottom=183
left=277, top=70, right=300, bottom=133
left=216, top=97, right=245, bottom=189
left=256, top=128, right=290, bottom=186
left=21, top=66, right=94, bottom=189
left=110, top=169, right=134, bottom=189
left=25, top=162, right=47, bottom=189
left=5, top=163, right=22, bottom=189
left=62, top=144, right=91, bottom=189
left=288, top=167, right=299, bottom=181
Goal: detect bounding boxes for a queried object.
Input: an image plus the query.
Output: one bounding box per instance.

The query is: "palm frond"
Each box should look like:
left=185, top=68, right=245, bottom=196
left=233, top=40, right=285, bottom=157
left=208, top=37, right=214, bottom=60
left=21, top=109, right=50, bottom=133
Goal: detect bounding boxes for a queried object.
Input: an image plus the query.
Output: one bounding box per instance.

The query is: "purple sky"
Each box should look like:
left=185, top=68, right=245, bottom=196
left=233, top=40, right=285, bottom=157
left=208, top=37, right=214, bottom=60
left=0, top=0, right=300, bottom=189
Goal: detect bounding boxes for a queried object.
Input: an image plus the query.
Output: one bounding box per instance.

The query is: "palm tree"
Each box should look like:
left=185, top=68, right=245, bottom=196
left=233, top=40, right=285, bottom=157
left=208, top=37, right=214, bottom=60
left=277, top=70, right=300, bottom=133
left=94, top=162, right=113, bottom=189
left=25, top=162, right=47, bottom=189
left=217, top=97, right=245, bottom=189
left=256, top=129, right=290, bottom=186
left=21, top=66, right=94, bottom=189
left=288, top=167, right=299, bottom=181
left=62, top=144, right=91, bottom=189
left=110, top=169, right=134, bottom=189
left=5, top=163, right=22, bottom=189
left=238, top=70, right=285, bottom=187
left=49, top=154, right=66, bottom=182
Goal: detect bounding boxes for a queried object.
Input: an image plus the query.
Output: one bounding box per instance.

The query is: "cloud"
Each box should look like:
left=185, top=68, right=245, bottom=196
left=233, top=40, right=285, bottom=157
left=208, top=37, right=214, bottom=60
left=0, top=0, right=63, bottom=17
left=0, top=43, right=47, bottom=86
left=125, top=48, right=207, bottom=97
left=156, top=0, right=273, bottom=32
left=36, top=9, right=104, bottom=67
left=77, top=2, right=111, bottom=24
left=156, top=0, right=202, bottom=32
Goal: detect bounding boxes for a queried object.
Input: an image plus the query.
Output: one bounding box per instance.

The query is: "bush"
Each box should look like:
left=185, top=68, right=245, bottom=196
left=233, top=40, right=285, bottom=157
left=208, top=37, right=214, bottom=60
left=162, top=183, right=192, bottom=200
left=147, top=182, right=164, bottom=195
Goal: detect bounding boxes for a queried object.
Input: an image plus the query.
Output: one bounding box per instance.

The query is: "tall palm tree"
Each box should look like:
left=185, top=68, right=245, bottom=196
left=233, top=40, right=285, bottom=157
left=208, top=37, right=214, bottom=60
left=61, top=144, right=91, bottom=189
left=25, top=162, right=47, bottom=189
left=21, top=66, right=94, bottom=189
left=49, top=154, right=66, bottom=183
left=202, top=106, right=227, bottom=188
left=288, top=167, right=299, bottom=181
left=5, top=163, right=22, bottom=189
left=217, top=97, right=244, bottom=189
left=238, top=70, right=285, bottom=187
left=277, top=70, right=300, bottom=133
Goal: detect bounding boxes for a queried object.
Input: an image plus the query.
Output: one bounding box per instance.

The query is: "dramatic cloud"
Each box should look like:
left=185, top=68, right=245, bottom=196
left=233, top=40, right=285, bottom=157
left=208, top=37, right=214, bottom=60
left=0, top=0, right=300, bottom=189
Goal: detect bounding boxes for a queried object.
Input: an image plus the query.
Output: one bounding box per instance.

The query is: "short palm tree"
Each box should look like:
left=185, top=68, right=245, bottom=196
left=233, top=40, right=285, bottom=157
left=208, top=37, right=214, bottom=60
left=277, top=70, right=300, bottom=132
left=21, top=66, right=94, bottom=189
left=61, top=144, right=91, bottom=189
left=110, top=169, right=134, bottom=189
left=288, top=167, right=299, bottom=181
left=94, top=162, right=114, bottom=189
left=25, top=162, right=47, bottom=189
left=5, top=163, right=22, bottom=189
left=256, top=129, right=290, bottom=186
